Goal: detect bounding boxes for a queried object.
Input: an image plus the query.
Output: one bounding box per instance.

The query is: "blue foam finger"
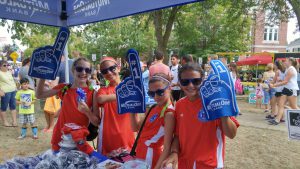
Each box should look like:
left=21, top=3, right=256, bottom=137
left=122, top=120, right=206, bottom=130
left=116, top=49, right=146, bottom=114
left=29, top=27, right=70, bottom=80
left=199, top=60, right=239, bottom=121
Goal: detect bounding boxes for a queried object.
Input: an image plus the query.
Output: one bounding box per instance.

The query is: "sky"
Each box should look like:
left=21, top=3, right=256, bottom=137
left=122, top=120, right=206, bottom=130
left=0, top=16, right=300, bottom=51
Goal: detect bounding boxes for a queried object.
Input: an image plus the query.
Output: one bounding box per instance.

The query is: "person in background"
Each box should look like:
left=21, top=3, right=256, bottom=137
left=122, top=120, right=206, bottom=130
left=170, top=54, right=181, bottom=102
left=266, top=60, right=285, bottom=120
left=94, top=63, right=106, bottom=87
left=15, top=78, right=37, bottom=139
left=0, top=60, right=18, bottom=127
left=181, top=55, right=194, bottom=66
left=43, top=78, right=61, bottom=133
left=149, top=50, right=171, bottom=78
left=57, top=55, right=74, bottom=84
left=269, top=57, right=299, bottom=125
left=228, top=62, right=238, bottom=86
left=19, top=58, right=35, bottom=90
left=262, top=63, right=275, bottom=113
left=255, top=78, right=264, bottom=109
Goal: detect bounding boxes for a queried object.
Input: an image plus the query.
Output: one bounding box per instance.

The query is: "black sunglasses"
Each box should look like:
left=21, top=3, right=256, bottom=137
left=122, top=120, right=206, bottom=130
left=100, top=65, right=117, bottom=75
left=147, top=85, right=169, bottom=98
left=180, top=78, right=202, bottom=86
left=75, top=66, right=92, bottom=74
left=2, top=65, right=7, bottom=67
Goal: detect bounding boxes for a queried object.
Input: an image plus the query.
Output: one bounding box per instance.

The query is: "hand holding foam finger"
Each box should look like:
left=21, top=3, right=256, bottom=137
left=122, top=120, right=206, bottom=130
left=29, top=27, right=70, bottom=80
left=116, top=49, right=146, bottom=114
left=199, top=60, right=239, bottom=121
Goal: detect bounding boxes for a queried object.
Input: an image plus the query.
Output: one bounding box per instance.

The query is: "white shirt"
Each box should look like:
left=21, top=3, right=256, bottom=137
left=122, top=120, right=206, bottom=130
left=284, top=66, right=299, bottom=90
left=170, top=64, right=180, bottom=90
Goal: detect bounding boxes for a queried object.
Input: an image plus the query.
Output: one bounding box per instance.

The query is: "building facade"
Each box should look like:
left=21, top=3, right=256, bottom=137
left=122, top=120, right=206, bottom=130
left=251, top=10, right=288, bottom=53
left=287, top=38, right=300, bottom=52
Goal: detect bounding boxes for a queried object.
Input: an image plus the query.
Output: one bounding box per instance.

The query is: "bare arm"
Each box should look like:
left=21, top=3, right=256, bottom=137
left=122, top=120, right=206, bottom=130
left=130, top=113, right=143, bottom=132
left=271, top=69, right=293, bottom=88
left=97, top=94, right=116, bottom=104
left=154, top=112, right=175, bottom=169
left=162, top=135, right=179, bottom=169
left=36, top=79, right=59, bottom=99
left=221, top=117, right=237, bottom=139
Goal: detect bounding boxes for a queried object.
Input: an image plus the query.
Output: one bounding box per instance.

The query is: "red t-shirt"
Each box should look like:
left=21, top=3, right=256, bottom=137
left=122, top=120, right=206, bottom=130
left=175, top=97, right=239, bottom=169
left=136, top=104, right=175, bottom=168
left=51, top=84, right=93, bottom=151
left=97, top=85, right=135, bottom=155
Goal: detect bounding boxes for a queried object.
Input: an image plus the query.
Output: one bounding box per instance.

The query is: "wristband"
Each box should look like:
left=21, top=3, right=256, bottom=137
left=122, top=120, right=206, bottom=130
left=171, top=150, right=179, bottom=154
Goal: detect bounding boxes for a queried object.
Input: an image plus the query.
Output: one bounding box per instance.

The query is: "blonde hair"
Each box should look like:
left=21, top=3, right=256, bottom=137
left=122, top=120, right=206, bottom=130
left=266, top=63, right=273, bottom=71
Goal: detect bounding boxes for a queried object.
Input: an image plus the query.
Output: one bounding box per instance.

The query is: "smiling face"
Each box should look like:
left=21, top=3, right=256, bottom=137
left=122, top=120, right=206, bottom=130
left=100, top=60, right=120, bottom=84
left=0, top=62, right=8, bottom=72
left=180, top=70, right=202, bottom=100
left=72, top=59, right=91, bottom=86
left=148, top=80, right=170, bottom=106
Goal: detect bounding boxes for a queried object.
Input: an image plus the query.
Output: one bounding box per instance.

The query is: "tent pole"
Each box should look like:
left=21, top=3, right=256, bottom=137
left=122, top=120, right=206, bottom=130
left=64, top=40, right=69, bottom=83
left=256, top=64, right=258, bottom=82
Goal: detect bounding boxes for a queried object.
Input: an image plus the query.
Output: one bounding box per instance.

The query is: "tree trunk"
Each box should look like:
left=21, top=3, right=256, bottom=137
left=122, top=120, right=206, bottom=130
left=153, top=7, right=181, bottom=63
left=288, top=0, right=300, bottom=31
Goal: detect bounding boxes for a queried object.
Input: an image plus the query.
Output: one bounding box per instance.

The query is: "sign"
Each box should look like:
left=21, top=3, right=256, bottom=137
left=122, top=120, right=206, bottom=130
left=198, top=60, right=239, bottom=121
left=29, top=27, right=70, bottom=80
left=248, top=93, right=256, bottom=104
left=0, top=0, right=202, bottom=27
left=286, top=110, right=300, bottom=140
left=116, top=49, right=145, bottom=114
left=67, top=0, right=202, bottom=26
left=92, top=54, right=97, bottom=62
left=10, top=52, right=18, bottom=63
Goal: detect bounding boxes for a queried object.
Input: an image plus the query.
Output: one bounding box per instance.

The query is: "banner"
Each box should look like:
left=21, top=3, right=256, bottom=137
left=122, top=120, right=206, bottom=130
left=29, top=27, right=70, bottom=80
left=116, top=49, right=145, bottom=114
left=67, top=0, right=201, bottom=26
left=286, top=109, right=300, bottom=141
left=0, top=0, right=61, bottom=26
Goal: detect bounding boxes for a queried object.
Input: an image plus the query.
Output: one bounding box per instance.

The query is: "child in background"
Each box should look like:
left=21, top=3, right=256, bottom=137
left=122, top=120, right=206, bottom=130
left=36, top=57, right=99, bottom=153
left=43, top=79, right=61, bottom=133
left=255, top=78, right=264, bottom=109
left=15, top=78, right=37, bottom=139
left=90, top=73, right=100, bottom=90
left=96, top=57, right=135, bottom=156
left=163, top=63, right=239, bottom=169
left=130, top=73, right=175, bottom=169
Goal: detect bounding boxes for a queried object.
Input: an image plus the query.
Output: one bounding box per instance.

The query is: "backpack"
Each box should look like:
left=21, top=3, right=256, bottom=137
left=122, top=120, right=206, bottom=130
left=235, top=78, right=243, bottom=95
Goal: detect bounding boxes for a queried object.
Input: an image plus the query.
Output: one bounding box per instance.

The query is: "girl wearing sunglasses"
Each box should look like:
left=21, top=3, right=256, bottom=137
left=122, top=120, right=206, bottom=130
left=130, top=73, right=175, bottom=169
left=163, top=63, right=239, bottom=169
left=95, top=57, right=135, bottom=157
left=36, top=57, right=99, bottom=153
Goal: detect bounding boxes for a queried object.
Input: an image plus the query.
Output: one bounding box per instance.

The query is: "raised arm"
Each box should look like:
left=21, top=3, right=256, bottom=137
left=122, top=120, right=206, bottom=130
left=221, top=117, right=238, bottom=139
left=97, top=94, right=116, bottom=104
left=36, top=79, right=59, bottom=99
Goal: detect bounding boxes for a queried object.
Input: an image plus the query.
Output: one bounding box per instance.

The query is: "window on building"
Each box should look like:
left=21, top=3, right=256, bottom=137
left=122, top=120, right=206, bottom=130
left=263, top=26, right=279, bottom=41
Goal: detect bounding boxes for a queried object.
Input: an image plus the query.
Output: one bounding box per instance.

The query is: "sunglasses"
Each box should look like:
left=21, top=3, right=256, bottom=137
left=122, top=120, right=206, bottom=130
left=75, top=66, right=92, bottom=74
left=180, top=78, right=202, bottom=86
left=100, top=65, right=117, bottom=75
left=147, top=85, right=169, bottom=98
left=2, top=65, right=7, bottom=67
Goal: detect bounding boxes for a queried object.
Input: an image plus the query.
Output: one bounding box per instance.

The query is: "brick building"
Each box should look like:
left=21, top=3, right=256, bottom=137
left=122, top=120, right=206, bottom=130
left=251, top=10, right=288, bottom=53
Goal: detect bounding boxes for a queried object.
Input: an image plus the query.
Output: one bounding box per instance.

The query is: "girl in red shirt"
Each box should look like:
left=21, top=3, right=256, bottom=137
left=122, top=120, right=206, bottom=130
left=36, top=57, right=99, bottom=153
left=130, top=73, right=175, bottom=169
left=163, top=63, right=239, bottom=169
left=96, top=57, right=135, bottom=156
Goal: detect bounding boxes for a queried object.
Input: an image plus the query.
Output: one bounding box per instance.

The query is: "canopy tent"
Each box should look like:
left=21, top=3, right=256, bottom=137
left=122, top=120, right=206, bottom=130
left=0, top=0, right=202, bottom=27
left=236, top=53, right=273, bottom=66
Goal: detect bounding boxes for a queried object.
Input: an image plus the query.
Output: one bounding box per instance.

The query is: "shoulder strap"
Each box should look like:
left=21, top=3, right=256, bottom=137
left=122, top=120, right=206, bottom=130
left=130, top=104, right=157, bottom=156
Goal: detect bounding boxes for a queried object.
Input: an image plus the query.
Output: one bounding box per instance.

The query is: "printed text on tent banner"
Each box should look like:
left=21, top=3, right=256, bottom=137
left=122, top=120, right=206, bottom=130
left=116, top=49, right=146, bottom=114
left=29, top=27, right=70, bottom=80
left=198, top=60, right=239, bottom=121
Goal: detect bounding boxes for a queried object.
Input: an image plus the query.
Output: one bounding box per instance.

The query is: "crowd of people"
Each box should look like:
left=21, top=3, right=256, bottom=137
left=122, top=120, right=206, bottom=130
left=2, top=51, right=299, bottom=168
